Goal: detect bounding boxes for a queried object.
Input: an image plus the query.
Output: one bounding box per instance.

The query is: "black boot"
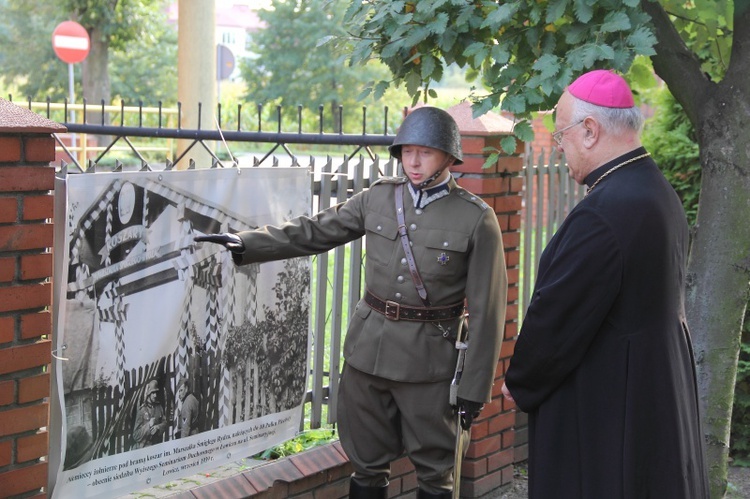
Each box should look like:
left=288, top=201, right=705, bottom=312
left=349, top=479, right=388, bottom=499
left=416, top=489, right=452, bottom=499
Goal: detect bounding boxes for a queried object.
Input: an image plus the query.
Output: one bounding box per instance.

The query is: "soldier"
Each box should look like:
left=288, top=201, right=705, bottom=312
left=175, top=378, right=200, bottom=438
left=196, top=106, right=507, bottom=498
left=132, top=379, right=168, bottom=449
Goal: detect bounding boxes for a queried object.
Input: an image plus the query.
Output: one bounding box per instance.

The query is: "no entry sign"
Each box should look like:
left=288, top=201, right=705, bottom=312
left=52, top=21, right=90, bottom=64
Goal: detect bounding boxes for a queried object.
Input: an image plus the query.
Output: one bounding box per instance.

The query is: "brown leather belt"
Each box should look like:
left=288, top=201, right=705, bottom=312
left=365, top=290, right=464, bottom=322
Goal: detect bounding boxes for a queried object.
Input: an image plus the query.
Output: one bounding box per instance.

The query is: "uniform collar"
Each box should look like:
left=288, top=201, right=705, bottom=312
left=408, top=175, right=454, bottom=209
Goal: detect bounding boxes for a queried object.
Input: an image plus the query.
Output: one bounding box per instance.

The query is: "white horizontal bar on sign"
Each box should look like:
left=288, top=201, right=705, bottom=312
left=54, top=35, right=90, bottom=50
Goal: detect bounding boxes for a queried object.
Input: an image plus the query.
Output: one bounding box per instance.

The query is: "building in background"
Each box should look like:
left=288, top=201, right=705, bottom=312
left=168, top=1, right=265, bottom=81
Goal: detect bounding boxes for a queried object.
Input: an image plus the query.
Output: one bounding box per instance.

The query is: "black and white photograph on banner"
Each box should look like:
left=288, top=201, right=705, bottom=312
left=50, top=167, right=310, bottom=498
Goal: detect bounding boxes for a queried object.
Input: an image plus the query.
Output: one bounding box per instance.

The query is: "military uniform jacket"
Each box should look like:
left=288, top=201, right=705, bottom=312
left=234, top=176, right=507, bottom=403
left=505, top=148, right=709, bottom=498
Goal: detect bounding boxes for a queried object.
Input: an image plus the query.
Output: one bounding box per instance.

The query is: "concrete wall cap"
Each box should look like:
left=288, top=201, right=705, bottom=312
left=446, top=101, right=514, bottom=136
left=0, top=99, right=67, bottom=134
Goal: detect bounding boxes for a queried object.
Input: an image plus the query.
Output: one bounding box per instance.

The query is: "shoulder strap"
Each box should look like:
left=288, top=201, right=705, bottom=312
left=395, top=183, right=431, bottom=306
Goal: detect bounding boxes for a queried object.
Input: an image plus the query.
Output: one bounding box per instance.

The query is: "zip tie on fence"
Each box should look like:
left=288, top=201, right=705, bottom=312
left=52, top=344, right=69, bottom=361
left=214, top=115, right=239, bottom=168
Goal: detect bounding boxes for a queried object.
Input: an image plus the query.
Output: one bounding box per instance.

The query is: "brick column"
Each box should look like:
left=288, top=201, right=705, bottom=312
left=0, top=99, right=65, bottom=497
left=447, top=102, right=523, bottom=497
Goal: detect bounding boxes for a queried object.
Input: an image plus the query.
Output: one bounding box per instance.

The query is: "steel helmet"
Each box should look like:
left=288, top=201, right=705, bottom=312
left=389, top=107, right=463, bottom=165
left=145, top=380, right=159, bottom=398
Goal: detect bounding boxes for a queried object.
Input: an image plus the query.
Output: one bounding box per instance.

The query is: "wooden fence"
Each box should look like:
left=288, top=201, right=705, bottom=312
left=520, top=146, right=585, bottom=315
left=81, top=350, right=223, bottom=464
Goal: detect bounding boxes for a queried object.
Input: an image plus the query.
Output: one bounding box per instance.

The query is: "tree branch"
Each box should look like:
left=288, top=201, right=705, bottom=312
left=640, top=0, right=711, bottom=127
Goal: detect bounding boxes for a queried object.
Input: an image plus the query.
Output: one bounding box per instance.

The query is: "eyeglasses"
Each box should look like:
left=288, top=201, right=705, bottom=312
left=552, top=119, right=584, bottom=145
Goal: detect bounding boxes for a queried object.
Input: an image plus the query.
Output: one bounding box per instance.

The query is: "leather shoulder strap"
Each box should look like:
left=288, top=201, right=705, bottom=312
left=395, top=183, right=430, bottom=305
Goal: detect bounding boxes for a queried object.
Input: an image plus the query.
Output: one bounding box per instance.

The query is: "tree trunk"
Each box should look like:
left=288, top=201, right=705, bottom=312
left=82, top=27, right=110, bottom=136
left=688, top=85, right=750, bottom=498
left=642, top=2, right=750, bottom=495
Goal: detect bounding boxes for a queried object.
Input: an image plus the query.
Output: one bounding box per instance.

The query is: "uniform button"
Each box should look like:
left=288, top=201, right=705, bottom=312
left=395, top=293, right=402, bottom=299
left=415, top=209, right=423, bottom=215
left=410, top=223, right=417, bottom=231
left=397, top=276, right=405, bottom=283
left=443, top=241, right=449, bottom=247
left=376, top=225, right=382, bottom=231
left=401, top=258, right=407, bottom=265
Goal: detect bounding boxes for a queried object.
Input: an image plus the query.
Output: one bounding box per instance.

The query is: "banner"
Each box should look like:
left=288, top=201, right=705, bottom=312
left=49, top=167, right=311, bottom=498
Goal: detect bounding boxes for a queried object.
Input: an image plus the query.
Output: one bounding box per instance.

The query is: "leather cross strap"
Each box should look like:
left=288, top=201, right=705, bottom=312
left=395, top=183, right=430, bottom=305
left=365, top=290, right=465, bottom=322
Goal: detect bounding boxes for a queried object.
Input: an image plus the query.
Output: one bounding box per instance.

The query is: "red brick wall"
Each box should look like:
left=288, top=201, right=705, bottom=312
left=451, top=129, right=523, bottom=496
left=0, top=99, right=64, bottom=498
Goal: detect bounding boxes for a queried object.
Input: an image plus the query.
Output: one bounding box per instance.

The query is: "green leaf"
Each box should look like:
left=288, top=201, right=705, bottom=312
left=491, top=45, right=512, bottom=65
left=545, top=0, right=567, bottom=24
left=406, top=71, right=422, bottom=96
left=427, top=12, right=449, bottom=34
left=373, top=80, right=390, bottom=100
left=483, top=152, right=500, bottom=169
left=573, top=0, right=594, bottom=23
left=500, top=135, right=517, bottom=155
left=627, top=26, right=657, bottom=56
left=501, top=94, right=526, bottom=114
left=532, top=54, right=561, bottom=79
left=463, top=42, right=490, bottom=67
left=481, top=2, right=521, bottom=29
left=564, top=23, right=591, bottom=45
left=403, top=25, right=431, bottom=48
left=600, top=11, right=631, bottom=33
left=471, top=97, right=495, bottom=118
left=596, top=43, right=615, bottom=60
left=421, top=54, right=437, bottom=80
left=356, top=87, right=372, bottom=101
left=513, top=120, right=534, bottom=143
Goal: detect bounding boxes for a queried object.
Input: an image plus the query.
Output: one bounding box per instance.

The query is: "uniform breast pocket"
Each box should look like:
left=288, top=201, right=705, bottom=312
left=364, top=212, right=399, bottom=267
left=418, top=229, right=469, bottom=279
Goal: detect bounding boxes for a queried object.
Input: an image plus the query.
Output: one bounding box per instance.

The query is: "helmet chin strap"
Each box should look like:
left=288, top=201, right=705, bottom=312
left=414, top=155, right=454, bottom=189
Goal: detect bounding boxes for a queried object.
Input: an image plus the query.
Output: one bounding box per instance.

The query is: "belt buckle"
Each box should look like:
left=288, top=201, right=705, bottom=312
left=384, top=300, right=400, bottom=320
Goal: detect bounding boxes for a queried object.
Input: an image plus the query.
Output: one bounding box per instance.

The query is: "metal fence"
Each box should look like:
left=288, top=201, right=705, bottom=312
left=35, top=100, right=583, bottom=433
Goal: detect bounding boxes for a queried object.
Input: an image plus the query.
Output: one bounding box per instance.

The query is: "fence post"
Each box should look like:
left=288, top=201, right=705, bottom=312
left=0, top=98, right=65, bottom=497
left=447, top=102, right=525, bottom=497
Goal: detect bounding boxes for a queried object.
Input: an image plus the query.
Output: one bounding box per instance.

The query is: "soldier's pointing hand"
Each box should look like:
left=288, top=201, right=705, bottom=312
left=194, top=233, right=245, bottom=253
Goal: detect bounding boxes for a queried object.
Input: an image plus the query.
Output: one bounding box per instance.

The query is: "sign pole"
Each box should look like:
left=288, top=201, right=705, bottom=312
left=68, top=63, right=77, bottom=151
left=52, top=20, right=90, bottom=164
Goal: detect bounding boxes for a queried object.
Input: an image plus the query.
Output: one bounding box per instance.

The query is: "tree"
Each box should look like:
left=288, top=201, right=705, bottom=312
left=344, top=1, right=747, bottom=496
left=0, top=0, right=176, bottom=106
left=240, top=0, right=403, bottom=133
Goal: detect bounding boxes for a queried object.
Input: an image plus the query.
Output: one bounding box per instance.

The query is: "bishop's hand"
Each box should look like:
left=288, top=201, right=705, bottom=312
left=194, top=233, right=245, bottom=253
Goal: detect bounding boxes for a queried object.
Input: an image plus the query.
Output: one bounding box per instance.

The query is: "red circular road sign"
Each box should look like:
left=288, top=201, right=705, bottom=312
left=52, top=21, right=90, bottom=64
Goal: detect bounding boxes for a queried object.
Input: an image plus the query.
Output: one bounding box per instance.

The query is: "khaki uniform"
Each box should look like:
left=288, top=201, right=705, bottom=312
left=234, top=175, right=507, bottom=491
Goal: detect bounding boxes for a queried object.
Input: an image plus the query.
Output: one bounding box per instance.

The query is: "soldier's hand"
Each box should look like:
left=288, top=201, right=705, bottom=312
left=456, top=397, right=483, bottom=431
left=194, top=233, right=245, bottom=253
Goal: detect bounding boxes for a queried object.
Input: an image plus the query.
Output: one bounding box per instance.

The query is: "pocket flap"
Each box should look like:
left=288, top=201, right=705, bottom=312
left=423, top=229, right=469, bottom=253
left=365, top=212, right=398, bottom=241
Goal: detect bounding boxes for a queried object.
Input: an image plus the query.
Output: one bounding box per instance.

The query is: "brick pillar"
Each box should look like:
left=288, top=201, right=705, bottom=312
left=447, top=102, right=523, bottom=497
left=0, top=99, right=65, bottom=497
